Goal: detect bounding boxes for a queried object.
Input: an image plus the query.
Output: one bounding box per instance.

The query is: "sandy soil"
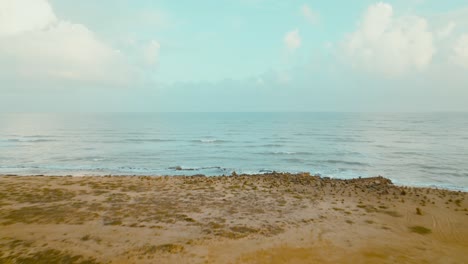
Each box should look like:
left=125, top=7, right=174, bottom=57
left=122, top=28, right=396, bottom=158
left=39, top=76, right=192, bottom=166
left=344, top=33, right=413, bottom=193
left=0, top=173, right=467, bottom=263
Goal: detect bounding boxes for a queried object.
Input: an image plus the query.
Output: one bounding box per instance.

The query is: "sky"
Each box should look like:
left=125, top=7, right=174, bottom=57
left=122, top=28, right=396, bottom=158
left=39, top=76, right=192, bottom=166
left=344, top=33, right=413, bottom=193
left=0, top=0, right=467, bottom=112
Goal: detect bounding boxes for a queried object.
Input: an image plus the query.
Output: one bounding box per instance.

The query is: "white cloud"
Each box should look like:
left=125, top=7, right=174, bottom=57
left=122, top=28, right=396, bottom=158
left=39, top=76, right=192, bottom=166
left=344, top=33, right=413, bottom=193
left=343, top=3, right=435, bottom=76
left=436, top=21, right=456, bottom=39
left=301, top=4, right=319, bottom=24
left=0, top=0, right=56, bottom=36
left=284, top=29, right=301, bottom=51
left=0, top=0, right=131, bottom=85
left=453, top=34, right=468, bottom=68
left=143, top=40, right=161, bottom=66
left=431, top=7, right=468, bottom=35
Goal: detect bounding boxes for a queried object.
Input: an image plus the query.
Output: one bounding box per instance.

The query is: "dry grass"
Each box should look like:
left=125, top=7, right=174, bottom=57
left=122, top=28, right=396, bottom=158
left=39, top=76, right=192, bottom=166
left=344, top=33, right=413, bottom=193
left=1, top=204, right=95, bottom=225
left=0, top=174, right=465, bottom=263
left=409, top=226, right=432, bottom=235
left=140, top=244, right=185, bottom=255
left=0, top=249, right=99, bottom=264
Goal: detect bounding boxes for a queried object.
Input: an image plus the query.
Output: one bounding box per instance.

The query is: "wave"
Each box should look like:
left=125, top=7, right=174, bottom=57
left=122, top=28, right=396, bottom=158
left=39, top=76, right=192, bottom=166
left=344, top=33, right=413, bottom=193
left=392, top=151, right=422, bottom=155
left=393, top=140, right=412, bottom=144
left=406, top=163, right=454, bottom=171
left=418, top=170, right=468, bottom=178
left=374, top=144, right=390, bottom=149
left=168, top=166, right=226, bottom=170
left=5, top=138, right=57, bottom=143
left=283, top=158, right=304, bottom=163
left=444, top=172, right=468, bottom=178
left=23, top=135, right=57, bottom=138
left=125, top=138, right=175, bottom=143
left=75, top=156, right=106, bottom=162
left=258, top=151, right=314, bottom=156
left=323, top=160, right=370, bottom=166
left=191, top=139, right=229, bottom=143
left=261, top=144, right=283, bottom=147
left=419, top=164, right=455, bottom=171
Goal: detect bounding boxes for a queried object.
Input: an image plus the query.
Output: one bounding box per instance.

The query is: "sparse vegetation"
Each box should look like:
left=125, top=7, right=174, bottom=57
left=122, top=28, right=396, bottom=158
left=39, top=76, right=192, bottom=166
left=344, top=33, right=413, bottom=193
left=141, top=244, right=184, bottom=255
left=416, top=207, right=422, bottom=215
left=381, top=210, right=402, bottom=217
left=0, top=174, right=465, bottom=263
left=0, top=249, right=99, bottom=264
left=409, top=226, right=431, bottom=235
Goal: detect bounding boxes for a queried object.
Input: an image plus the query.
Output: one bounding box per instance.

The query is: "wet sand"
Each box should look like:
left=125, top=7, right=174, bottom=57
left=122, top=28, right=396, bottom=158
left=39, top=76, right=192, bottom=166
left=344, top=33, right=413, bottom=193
left=0, top=173, right=467, bottom=263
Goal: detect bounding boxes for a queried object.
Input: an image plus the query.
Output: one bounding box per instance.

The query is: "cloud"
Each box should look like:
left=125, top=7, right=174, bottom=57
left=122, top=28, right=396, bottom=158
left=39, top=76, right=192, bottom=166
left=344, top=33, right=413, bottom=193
left=452, top=34, right=468, bottom=68
left=343, top=3, right=435, bottom=76
left=143, top=40, right=161, bottom=66
left=284, top=29, right=301, bottom=51
left=0, top=0, right=132, bottom=86
left=436, top=21, right=456, bottom=39
left=301, top=4, right=319, bottom=24
left=0, top=0, right=56, bottom=36
left=431, top=7, right=468, bottom=34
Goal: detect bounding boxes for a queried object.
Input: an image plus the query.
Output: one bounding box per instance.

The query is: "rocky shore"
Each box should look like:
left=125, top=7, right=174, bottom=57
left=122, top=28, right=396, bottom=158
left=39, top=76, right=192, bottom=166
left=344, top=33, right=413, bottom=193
left=0, top=173, right=467, bottom=263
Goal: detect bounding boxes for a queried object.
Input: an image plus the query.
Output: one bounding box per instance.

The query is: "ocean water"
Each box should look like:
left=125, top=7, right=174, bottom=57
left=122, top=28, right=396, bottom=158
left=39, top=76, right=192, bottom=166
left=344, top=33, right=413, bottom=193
left=0, top=113, right=467, bottom=190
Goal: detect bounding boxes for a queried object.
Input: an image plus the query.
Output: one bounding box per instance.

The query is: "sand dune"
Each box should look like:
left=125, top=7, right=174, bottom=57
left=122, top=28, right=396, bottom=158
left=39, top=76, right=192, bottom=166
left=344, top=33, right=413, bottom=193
left=0, top=173, right=467, bottom=263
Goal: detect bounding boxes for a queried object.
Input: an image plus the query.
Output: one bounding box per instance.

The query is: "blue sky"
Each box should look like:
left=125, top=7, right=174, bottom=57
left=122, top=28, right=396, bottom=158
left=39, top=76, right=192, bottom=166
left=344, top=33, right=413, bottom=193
left=1, top=0, right=467, bottom=112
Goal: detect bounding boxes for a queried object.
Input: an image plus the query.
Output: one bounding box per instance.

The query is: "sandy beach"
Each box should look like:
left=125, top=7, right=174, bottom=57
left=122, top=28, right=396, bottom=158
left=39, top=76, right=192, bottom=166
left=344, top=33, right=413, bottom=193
left=0, top=173, right=467, bottom=263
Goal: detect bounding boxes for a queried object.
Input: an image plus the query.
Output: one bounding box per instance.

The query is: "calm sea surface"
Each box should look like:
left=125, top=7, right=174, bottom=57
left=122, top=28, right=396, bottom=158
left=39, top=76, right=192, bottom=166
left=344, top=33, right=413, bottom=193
left=0, top=113, right=467, bottom=190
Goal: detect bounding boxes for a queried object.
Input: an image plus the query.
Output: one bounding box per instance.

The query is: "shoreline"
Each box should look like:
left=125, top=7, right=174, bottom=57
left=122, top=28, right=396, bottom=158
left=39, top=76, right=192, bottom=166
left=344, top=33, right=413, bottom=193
left=1, top=172, right=467, bottom=192
left=1, top=173, right=467, bottom=263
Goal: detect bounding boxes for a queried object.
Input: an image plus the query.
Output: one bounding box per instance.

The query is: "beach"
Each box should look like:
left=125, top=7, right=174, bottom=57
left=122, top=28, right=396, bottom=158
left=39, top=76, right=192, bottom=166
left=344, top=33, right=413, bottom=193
left=0, top=173, right=467, bottom=263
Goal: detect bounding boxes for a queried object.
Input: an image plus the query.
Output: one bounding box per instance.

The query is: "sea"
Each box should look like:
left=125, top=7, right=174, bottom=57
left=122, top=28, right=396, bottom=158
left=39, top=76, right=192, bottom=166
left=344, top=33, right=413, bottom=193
left=1, top=112, right=467, bottom=191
